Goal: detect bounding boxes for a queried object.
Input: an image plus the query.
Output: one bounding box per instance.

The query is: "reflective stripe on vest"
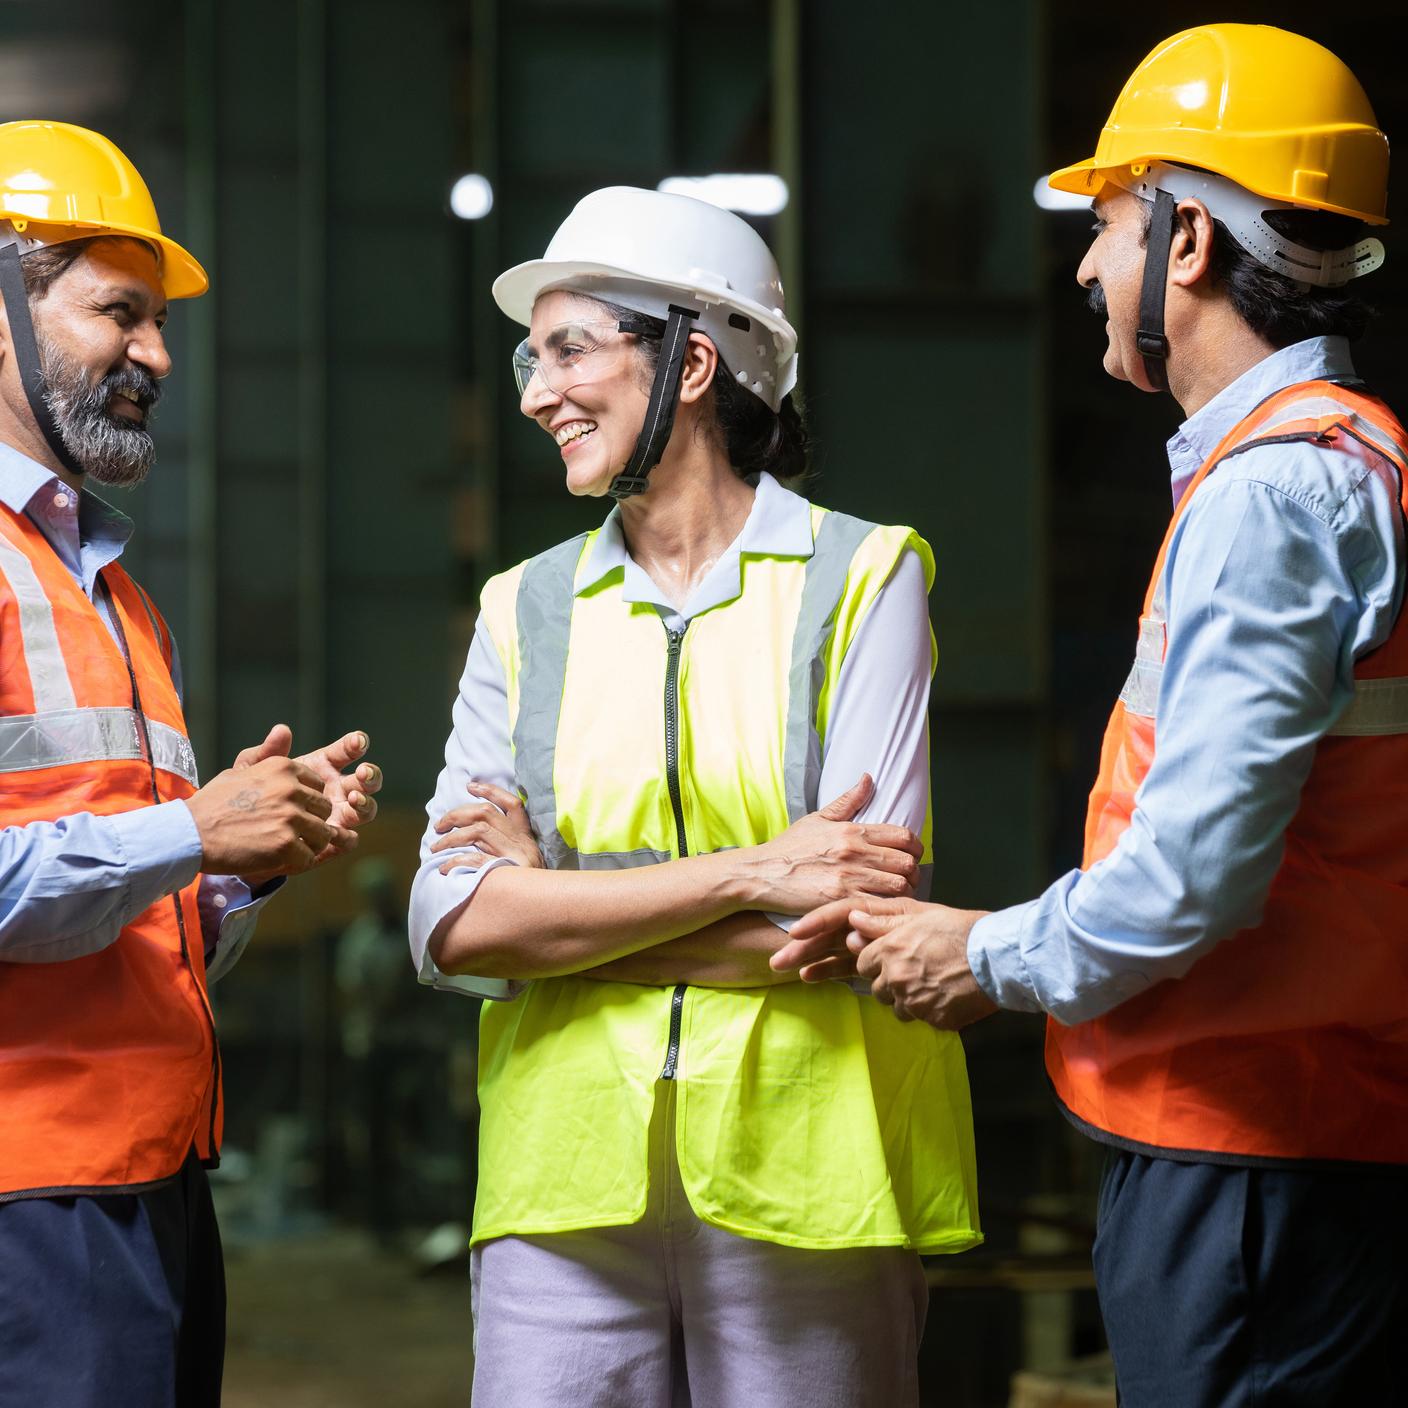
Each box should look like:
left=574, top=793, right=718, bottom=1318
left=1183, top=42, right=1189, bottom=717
left=0, top=706, right=199, bottom=784
left=0, top=530, right=77, bottom=711
left=472, top=499, right=981, bottom=1252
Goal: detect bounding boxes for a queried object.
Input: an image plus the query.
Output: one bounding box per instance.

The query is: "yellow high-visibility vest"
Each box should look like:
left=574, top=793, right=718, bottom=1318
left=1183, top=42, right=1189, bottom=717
left=472, top=497, right=981, bottom=1252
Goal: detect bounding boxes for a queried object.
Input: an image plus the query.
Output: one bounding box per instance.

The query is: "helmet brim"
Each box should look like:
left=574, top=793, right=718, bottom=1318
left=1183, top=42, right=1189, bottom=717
left=493, top=257, right=795, bottom=349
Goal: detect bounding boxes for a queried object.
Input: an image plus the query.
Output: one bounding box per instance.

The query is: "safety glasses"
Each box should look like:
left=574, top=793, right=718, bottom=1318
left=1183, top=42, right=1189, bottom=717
left=511, top=314, right=663, bottom=397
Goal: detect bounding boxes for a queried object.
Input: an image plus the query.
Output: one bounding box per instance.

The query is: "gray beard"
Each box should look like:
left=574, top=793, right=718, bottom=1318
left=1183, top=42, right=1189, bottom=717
left=37, top=338, right=161, bottom=487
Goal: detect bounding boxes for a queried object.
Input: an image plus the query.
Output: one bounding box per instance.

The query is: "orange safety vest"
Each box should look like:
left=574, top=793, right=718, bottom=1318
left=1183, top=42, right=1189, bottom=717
left=1048, top=380, right=1408, bottom=1164
left=0, top=503, right=219, bottom=1199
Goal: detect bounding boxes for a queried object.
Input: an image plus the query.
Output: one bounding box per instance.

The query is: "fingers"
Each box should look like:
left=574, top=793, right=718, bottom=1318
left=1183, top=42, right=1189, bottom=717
left=233, top=723, right=293, bottom=770
left=797, top=954, right=860, bottom=984
left=312, top=730, right=371, bottom=774
left=464, top=780, right=525, bottom=815
left=815, top=773, right=873, bottom=823
left=851, top=908, right=906, bottom=939
left=433, top=802, right=501, bottom=835
left=783, top=897, right=859, bottom=944
left=857, top=825, right=923, bottom=859
left=439, top=853, right=487, bottom=876
left=429, top=824, right=506, bottom=857
left=855, top=867, right=914, bottom=899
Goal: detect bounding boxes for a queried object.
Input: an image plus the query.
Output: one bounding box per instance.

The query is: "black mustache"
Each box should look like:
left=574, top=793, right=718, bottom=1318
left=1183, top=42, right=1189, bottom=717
left=1086, top=282, right=1107, bottom=316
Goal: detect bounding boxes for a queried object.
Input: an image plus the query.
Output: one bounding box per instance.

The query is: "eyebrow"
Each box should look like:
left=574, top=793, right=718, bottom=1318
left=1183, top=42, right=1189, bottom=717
left=99, top=285, right=168, bottom=319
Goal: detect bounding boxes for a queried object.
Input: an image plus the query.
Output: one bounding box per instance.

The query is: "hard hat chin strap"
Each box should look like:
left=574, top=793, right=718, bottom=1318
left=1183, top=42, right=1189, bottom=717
left=609, top=304, right=698, bottom=501
left=1136, top=188, right=1177, bottom=395
left=0, top=243, right=84, bottom=477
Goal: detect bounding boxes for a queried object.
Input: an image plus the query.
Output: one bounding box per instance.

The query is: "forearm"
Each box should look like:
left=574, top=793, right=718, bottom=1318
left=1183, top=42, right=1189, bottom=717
left=580, top=911, right=800, bottom=988
left=0, top=804, right=202, bottom=963
left=429, top=849, right=767, bottom=979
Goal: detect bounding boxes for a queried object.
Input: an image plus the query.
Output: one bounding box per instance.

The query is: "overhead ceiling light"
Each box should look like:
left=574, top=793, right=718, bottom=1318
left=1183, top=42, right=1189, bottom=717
left=658, top=174, right=789, bottom=217
left=450, top=174, right=494, bottom=221
left=1033, top=177, right=1092, bottom=212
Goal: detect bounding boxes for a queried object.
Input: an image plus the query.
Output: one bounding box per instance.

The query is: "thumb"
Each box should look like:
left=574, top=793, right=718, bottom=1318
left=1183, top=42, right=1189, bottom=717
left=234, top=723, right=293, bottom=770
left=817, top=773, right=873, bottom=822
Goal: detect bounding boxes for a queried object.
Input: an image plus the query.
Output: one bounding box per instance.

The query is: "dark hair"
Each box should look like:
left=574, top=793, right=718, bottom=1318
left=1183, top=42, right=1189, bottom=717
left=18, top=239, right=92, bottom=304
left=1141, top=194, right=1375, bottom=346
left=595, top=297, right=810, bottom=483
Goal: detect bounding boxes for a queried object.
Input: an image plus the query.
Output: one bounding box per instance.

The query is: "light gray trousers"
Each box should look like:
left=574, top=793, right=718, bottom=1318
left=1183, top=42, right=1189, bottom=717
left=470, top=1081, right=927, bottom=1407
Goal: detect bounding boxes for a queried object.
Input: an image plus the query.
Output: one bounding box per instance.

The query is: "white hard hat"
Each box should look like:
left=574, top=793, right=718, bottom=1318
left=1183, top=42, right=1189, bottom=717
left=493, top=186, right=798, bottom=412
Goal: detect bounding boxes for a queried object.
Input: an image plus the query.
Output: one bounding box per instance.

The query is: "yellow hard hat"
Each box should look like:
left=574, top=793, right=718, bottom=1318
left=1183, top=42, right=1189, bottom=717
left=1049, top=24, right=1390, bottom=225
left=0, top=120, right=208, bottom=297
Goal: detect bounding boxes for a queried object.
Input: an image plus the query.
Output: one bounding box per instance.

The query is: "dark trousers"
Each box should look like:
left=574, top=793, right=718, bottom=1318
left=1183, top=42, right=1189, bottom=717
left=0, top=1149, right=225, bottom=1408
left=1094, top=1150, right=1408, bottom=1407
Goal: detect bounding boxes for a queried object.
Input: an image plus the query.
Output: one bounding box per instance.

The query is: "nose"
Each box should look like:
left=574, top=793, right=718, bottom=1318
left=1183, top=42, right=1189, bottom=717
left=519, top=368, right=560, bottom=420
left=128, top=321, right=173, bottom=381
left=1076, top=245, right=1098, bottom=290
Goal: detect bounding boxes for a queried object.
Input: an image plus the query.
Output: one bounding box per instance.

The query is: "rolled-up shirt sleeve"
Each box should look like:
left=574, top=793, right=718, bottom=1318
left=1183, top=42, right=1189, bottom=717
left=408, top=617, right=524, bottom=1001
left=969, top=457, right=1400, bottom=1025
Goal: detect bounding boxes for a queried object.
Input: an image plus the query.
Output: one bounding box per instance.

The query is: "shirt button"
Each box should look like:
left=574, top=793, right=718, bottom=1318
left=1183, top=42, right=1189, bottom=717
left=213, top=893, right=228, bottom=909
left=53, top=492, right=70, bottom=510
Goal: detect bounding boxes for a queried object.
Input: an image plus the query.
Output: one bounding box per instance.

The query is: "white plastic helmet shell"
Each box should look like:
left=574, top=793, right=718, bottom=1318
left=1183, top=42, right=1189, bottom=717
left=493, top=186, right=798, bottom=411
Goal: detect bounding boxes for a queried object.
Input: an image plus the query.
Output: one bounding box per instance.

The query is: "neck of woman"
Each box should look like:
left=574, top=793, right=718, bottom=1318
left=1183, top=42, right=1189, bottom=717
left=618, top=419, right=757, bottom=612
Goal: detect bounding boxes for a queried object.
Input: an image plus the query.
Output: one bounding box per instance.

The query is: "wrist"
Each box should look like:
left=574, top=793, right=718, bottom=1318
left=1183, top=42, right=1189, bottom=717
left=704, top=847, right=770, bottom=911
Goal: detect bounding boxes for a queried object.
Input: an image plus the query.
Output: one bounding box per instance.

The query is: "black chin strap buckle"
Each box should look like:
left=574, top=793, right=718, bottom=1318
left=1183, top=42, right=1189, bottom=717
left=607, top=473, right=652, bottom=498
left=608, top=303, right=699, bottom=501
left=1136, top=329, right=1169, bottom=359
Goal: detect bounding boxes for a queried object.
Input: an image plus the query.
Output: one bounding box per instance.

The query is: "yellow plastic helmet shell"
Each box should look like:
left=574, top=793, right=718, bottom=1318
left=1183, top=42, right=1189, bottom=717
left=1049, top=24, right=1390, bottom=225
left=0, top=120, right=208, bottom=297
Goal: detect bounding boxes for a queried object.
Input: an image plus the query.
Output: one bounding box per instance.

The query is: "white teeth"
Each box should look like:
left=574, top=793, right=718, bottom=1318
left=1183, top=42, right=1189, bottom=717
left=554, top=421, right=597, bottom=447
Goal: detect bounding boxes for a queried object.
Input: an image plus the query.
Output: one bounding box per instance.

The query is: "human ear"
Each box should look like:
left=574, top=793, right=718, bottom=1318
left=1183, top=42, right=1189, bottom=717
left=1169, top=198, right=1216, bottom=289
left=676, top=332, right=719, bottom=404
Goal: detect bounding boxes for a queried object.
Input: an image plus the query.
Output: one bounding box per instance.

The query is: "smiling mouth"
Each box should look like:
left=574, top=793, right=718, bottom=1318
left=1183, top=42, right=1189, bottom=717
left=107, top=388, right=147, bottom=423
left=554, top=420, right=598, bottom=451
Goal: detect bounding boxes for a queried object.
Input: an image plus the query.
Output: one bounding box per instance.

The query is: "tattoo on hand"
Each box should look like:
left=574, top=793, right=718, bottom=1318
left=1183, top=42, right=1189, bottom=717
left=230, top=788, right=260, bottom=813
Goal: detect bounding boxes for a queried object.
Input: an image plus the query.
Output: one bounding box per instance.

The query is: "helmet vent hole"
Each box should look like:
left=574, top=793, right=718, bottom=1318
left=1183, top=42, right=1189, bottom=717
left=728, top=313, right=751, bottom=331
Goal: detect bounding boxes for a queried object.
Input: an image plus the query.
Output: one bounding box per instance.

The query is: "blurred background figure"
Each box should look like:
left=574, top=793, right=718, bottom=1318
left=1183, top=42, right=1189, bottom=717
left=335, top=858, right=417, bottom=1246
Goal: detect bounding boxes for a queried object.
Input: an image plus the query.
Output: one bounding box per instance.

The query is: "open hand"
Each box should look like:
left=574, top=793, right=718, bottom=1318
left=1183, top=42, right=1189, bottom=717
left=221, top=724, right=382, bottom=883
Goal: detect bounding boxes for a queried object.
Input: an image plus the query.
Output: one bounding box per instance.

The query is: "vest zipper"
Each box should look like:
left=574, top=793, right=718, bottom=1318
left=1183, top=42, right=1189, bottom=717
left=103, top=577, right=222, bottom=1160
left=660, top=621, right=689, bottom=1080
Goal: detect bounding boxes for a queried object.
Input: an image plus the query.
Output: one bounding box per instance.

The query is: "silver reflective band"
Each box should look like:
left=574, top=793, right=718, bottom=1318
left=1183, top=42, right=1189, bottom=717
left=1119, top=614, right=1166, bottom=720
left=1327, top=678, right=1408, bottom=737
left=0, top=533, right=78, bottom=713
left=782, top=511, right=875, bottom=822
left=0, top=706, right=199, bottom=786
left=512, top=533, right=591, bottom=870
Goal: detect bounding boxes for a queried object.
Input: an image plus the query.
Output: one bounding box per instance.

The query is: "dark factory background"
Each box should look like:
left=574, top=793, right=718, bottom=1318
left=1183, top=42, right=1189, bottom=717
left=2, top=2, right=1403, bottom=1403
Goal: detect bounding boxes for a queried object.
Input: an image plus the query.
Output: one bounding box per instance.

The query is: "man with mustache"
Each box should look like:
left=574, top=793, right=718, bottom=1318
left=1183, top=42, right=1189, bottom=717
left=775, top=25, right=1407, bottom=1405
left=0, top=121, right=382, bottom=1406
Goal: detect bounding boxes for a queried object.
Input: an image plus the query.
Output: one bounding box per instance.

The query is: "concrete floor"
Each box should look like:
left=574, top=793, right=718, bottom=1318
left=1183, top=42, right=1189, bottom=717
left=222, top=1231, right=473, bottom=1407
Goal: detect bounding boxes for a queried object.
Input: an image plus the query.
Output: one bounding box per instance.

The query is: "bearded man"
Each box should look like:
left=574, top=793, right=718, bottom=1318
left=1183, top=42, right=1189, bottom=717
left=0, top=120, right=382, bottom=1407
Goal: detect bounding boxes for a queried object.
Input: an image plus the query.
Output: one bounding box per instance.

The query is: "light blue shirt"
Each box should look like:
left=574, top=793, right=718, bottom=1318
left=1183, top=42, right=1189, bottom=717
left=969, top=336, right=1406, bottom=1025
left=0, top=442, right=271, bottom=977
left=409, top=472, right=935, bottom=999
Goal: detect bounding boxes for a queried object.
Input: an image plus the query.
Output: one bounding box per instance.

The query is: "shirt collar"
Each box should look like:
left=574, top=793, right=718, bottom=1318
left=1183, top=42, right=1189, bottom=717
left=1165, top=335, right=1357, bottom=502
left=576, top=471, right=814, bottom=607
left=0, top=439, right=134, bottom=563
